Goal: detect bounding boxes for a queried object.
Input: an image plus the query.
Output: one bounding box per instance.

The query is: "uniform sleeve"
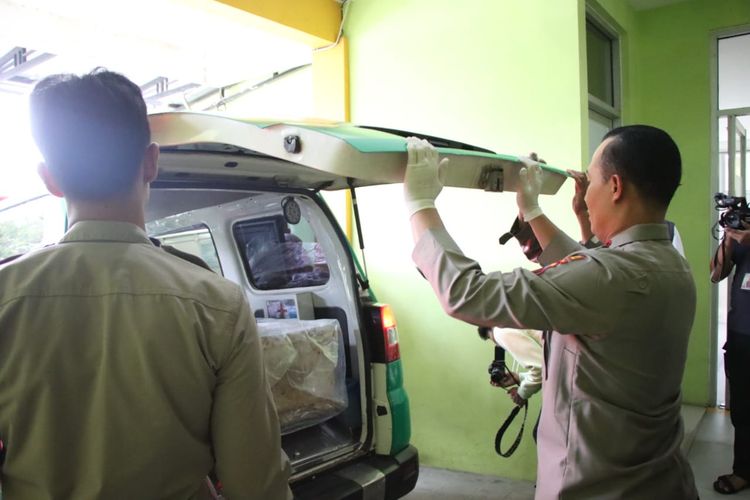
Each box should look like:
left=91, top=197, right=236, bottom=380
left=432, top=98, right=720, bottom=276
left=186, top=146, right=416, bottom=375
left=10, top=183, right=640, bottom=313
left=413, top=228, right=620, bottom=337
left=537, top=230, right=586, bottom=265
left=211, top=288, right=292, bottom=500
left=517, top=366, right=542, bottom=400
left=519, top=330, right=543, bottom=399
left=490, top=328, right=543, bottom=369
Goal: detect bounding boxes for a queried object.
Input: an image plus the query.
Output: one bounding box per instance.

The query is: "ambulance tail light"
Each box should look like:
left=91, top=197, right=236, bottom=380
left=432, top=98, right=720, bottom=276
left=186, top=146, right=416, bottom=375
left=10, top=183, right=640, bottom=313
left=366, top=303, right=401, bottom=363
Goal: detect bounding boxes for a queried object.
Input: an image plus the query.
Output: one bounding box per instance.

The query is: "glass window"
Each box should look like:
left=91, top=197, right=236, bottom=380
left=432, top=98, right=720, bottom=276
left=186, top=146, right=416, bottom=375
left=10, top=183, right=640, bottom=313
left=234, top=213, right=330, bottom=290
left=0, top=195, right=66, bottom=260
left=718, top=33, right=750, bottom=110
left=586, top=20, right=614, bottom=106
left=586, top=13, right=620, bottom=157
left=148, top=224, right=222, bottom=275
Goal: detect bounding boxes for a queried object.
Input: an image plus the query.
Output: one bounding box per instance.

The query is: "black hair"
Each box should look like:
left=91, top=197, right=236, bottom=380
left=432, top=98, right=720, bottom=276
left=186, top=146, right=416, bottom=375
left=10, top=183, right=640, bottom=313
left=29, top=68, right=150, bottom=200
left=600, top=125, right=681, bottom=209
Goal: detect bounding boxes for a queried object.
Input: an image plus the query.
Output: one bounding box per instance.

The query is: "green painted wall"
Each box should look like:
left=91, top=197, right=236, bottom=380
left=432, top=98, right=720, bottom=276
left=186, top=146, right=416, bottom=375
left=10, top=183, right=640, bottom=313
left=344, top=0, right=587, bottom=480
left=344, top=0, right=750, bottom=481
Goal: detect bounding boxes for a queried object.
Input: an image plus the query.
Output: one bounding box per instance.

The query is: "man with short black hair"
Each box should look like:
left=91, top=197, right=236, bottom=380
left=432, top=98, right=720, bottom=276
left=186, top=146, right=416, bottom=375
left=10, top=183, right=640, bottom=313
left=0, top=69, right=292, bottom=499
left=404, top=125, right=698, bottom=499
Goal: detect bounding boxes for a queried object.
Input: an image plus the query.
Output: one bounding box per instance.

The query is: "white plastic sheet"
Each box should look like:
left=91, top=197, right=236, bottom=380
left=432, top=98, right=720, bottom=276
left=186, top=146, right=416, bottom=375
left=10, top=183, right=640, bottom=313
left=258, top=318, right=347, bottom=434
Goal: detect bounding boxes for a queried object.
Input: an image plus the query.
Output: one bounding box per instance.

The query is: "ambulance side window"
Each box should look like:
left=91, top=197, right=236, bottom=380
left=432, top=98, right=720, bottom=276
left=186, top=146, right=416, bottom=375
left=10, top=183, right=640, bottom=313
left=0, top=195, right=66, bottom=260
left=153, top=225, right=223, bottom=275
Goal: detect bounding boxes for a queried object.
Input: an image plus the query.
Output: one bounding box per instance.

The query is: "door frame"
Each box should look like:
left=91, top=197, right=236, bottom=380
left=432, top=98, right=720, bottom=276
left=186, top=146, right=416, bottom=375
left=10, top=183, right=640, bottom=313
left=709, top=25, right=750, bottom=406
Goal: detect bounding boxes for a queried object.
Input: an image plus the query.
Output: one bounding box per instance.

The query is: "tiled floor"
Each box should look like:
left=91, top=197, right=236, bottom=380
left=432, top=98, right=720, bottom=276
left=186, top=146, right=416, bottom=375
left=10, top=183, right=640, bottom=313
left=690, top=409, right=750, bottom=500
left=405, top=407, right=750, bottom=499
left=402, top=467, right=534, bottom=500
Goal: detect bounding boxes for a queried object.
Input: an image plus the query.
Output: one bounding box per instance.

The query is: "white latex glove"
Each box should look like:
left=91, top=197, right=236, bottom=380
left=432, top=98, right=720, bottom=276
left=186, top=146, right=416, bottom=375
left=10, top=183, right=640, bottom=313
left=516, top=156, right=544, bottom=221
left=403, top=137, right=449, bottom=216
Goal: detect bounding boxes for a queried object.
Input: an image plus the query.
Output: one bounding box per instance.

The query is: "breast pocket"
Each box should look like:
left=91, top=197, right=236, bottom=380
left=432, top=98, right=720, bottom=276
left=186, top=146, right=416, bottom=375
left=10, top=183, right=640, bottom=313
left=545, top=342, right=579, bottom=449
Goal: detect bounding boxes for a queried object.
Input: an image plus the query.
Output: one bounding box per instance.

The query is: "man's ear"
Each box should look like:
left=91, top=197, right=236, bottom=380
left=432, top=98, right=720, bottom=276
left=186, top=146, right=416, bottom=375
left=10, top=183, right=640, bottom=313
left=142, top=143, right=160, bottom=184
left=37, top=162, right=64, bottom=198
left=610, top=173, right=624, bottom=202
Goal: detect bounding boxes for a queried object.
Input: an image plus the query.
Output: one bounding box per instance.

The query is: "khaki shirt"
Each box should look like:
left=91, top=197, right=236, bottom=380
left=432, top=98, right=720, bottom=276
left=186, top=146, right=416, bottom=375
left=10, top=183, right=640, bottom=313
left=413, top=223, right=697, bottom=500
left=0, top=221, right=291, bottom=500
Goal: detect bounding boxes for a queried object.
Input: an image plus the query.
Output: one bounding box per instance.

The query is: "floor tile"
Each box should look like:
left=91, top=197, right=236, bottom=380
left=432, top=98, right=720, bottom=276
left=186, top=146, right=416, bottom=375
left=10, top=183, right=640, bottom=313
left=405, top=406, right=748, bottom=499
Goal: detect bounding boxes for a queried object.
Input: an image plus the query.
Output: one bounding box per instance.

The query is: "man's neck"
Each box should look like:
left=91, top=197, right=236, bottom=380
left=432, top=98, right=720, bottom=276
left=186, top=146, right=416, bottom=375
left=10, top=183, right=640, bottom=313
left=66, top=198, right=146, bottom=230
left=601, top=204, right=666, bottom=242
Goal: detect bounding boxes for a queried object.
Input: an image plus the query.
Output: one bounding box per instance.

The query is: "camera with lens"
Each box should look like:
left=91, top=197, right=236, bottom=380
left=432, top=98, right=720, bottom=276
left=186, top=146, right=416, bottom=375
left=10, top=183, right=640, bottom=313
left=488, top=356, right=518, bottom=388
left=479, top=326, right=518, bottom=388
left=488, top=359, right=509, bottom=387
left=715, top=192, right=750, bottom=230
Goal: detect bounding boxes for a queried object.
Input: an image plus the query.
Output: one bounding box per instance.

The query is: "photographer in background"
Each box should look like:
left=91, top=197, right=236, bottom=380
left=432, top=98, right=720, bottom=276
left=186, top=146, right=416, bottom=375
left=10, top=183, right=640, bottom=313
left=710, top=215, right=750, bottom=495
left=488, top=328, right=543, bottom=407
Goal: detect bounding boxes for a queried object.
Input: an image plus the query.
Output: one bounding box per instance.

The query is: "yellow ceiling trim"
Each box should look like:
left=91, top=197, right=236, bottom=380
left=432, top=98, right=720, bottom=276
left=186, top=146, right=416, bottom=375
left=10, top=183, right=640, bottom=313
left=213, top=0, right=341, bottom=46
left=312, top=36, right=353, bottom=240
left=313, top=37, right=350, bottom=122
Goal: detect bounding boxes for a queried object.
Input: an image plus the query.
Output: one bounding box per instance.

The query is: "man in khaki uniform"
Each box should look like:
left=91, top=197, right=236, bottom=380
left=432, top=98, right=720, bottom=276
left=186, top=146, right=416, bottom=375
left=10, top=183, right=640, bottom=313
left=403, top=126, right=697, bottom=499
left=0, top=70, right=291, bottom=499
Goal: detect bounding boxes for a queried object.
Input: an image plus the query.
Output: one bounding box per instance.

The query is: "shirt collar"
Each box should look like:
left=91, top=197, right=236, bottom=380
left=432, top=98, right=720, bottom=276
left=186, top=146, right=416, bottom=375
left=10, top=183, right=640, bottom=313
left=608, top=223, right=670, bottom=248
left=59, top=220, right=153, bottom=245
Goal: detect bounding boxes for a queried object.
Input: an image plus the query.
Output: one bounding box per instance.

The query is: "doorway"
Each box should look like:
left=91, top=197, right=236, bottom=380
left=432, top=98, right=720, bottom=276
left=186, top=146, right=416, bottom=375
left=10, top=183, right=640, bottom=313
left=713, top=30, right=750, bottom=407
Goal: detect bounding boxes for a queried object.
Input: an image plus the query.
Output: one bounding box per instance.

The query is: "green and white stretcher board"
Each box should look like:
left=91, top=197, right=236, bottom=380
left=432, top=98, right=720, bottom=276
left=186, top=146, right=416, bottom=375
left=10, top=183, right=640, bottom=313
left=150, top=112, right=570, bottom=193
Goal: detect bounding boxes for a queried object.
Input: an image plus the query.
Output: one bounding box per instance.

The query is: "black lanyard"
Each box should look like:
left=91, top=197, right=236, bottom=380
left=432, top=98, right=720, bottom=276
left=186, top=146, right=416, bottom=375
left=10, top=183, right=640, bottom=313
left=491, top=344, right=528, bottom=458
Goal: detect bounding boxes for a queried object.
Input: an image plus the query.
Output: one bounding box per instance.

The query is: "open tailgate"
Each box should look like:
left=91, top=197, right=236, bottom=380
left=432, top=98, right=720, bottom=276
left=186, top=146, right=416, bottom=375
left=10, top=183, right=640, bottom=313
left=149, top=112, right=569, bottom=193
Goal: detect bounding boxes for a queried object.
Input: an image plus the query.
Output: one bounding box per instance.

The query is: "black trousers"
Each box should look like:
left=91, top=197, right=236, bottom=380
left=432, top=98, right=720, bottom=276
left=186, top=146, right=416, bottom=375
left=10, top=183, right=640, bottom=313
left=725, top=332, right=750, bottom=479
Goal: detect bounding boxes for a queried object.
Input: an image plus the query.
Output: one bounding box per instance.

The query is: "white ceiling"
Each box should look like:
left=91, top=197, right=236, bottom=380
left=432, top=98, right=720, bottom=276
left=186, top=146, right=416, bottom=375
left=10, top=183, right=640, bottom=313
left=0, top=0, right=313, bottom=108
left=0, top=0, right=320, bottom=197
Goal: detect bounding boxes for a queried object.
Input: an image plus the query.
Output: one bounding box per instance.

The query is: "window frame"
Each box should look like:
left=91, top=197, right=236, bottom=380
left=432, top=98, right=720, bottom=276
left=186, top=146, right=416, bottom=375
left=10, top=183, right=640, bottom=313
left=232, top=214, right=331, bottom=291
left=585, top=6, right=622, bottom=157
left=150, top=222, right=224, bottom=275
